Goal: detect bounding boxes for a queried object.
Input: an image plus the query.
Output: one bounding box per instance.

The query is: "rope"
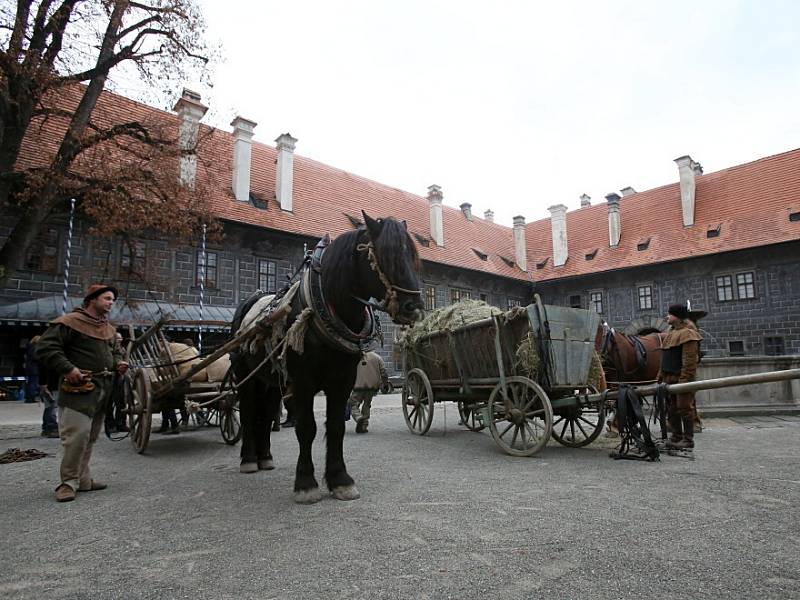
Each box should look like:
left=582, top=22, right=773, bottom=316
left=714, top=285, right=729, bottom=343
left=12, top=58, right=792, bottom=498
left=282, top=307, right=314, bottom=358
left=356, top=241, right=420, bottom=320
left=61, top=198, right=76, bottom=315
left=0, top=448, right=48, bottom=464
left=186, top=340, right=285, bottom=410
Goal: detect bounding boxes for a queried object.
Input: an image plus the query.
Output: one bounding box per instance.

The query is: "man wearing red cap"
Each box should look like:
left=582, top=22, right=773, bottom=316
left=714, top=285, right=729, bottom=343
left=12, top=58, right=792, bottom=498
left=658, top=303, right=703, bottom=451
left=37, top=284, right=128, bottom=502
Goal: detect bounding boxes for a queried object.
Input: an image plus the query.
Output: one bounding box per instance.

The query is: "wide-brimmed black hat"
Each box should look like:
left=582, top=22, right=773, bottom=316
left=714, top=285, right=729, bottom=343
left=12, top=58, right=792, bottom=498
left=83, top=283, right=119, bottom=304
left=687, top=309, right=707, bottom=323
left=668, top=303, right=689, bottom=320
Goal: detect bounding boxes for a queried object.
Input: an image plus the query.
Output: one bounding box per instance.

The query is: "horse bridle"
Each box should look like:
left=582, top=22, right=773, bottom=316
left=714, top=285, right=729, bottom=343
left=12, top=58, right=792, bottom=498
left=355, top=237, right=421, bottom=320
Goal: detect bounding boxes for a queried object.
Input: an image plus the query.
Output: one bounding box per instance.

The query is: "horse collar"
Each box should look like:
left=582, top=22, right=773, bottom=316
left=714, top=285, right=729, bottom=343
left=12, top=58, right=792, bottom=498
left=300, top=261, right=379, bottom=355
left=311, top=234, right=330, bottom=273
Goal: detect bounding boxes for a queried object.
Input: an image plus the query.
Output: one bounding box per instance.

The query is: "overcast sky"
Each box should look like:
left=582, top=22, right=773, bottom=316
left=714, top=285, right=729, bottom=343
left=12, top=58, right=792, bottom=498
left=167, top=0, right=800, bottom=226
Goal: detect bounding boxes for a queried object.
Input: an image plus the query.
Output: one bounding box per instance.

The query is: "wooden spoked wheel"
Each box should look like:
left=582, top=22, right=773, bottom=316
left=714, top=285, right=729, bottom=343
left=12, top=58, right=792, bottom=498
left=457, top=400, right=485, bottom=432
left=202, top=407, right=219, bottom=427
left=402, top=368, right=434, bottom=435
left=129, top=369, right=152, bottom=454
left=218, top=369, right=241, bottom=445
left=487, top=376, right=553, bottom=457
left=551, top=385, right=606, bottom=448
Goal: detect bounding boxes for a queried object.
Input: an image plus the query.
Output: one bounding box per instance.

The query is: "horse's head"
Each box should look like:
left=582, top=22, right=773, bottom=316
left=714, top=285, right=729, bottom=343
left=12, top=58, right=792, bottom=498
left=359, top=211, right=424, bottom=325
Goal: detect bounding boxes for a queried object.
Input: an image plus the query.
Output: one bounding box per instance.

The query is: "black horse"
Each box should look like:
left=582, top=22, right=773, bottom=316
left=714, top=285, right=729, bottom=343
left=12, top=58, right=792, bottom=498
left=231, top=212, right=423, bottom=503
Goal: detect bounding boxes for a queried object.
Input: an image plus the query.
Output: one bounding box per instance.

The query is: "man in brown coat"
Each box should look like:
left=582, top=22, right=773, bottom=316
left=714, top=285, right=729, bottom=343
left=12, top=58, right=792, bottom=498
left=658, top=303, right=703, bottom=450
left=37, top=284, right=128, bottom=502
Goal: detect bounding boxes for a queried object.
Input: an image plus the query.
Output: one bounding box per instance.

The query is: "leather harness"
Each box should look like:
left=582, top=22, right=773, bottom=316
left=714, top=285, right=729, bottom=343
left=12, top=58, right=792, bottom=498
left=299, top=234, right=380, bottom=355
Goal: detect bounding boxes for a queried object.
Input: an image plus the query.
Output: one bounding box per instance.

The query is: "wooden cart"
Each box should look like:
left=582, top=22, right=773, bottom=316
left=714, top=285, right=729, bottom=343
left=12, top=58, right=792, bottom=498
left=402, top=295, right=605, bottom=456
left=403, top=294, right=800, bottom=457
left=125, top=320, right=240, bottom=453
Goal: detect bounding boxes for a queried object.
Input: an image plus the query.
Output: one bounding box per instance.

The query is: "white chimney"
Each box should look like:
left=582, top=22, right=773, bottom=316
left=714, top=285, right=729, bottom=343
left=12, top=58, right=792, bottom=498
left=275, top=132, right=297, bottom=212
left=231, top=116, right=257, bottom=202
left=460, top=202, right=473, bottom=221
left=484, top=209, right=494, bottom=222
left=620, top=186, right=637, bottom=197
left=548, top=204, right=568, bottom=267
left=580, top=193, right=591, bottom=208
left=427, top=184, right=444, bottom=247
left=512, top=215, right=527, bottom=272
left=675, top=155, right=702, bottom=226
left=606, top=192, right=621, bottom=247
left=173, top=88, right=207, bottom=188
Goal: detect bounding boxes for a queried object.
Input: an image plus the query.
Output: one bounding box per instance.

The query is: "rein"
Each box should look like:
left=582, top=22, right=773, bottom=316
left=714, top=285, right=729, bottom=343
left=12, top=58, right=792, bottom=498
left=356, top=240, right=420, bottom=319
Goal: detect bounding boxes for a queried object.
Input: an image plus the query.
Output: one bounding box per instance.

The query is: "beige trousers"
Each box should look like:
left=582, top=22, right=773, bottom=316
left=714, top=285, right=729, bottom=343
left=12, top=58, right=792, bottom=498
left=58, top=406, right=106, bottom=491
left=350, top=389, right=377, bottom=425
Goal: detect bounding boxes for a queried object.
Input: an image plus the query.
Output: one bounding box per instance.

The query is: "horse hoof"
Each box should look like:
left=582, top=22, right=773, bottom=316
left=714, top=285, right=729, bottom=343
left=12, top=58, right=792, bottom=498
left=293, top=487, right=323, bottom=504
left=239, top=462, right=258, bottom=474
left=258, top=459, right=275, bottom=471
left=331, top=484, right=360, bottom=501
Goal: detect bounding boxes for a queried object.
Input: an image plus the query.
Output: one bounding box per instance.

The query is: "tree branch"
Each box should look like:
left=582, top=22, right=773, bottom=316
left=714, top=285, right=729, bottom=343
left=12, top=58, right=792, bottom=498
left=129, top=2, right=188, bottom=18
left=42, top=0, right=80, bottom=67
left=116, top=14, right=160, bottom=41
left=8, top=0, right=33, bottom=60
left=26, top=0, right=57, bottom=57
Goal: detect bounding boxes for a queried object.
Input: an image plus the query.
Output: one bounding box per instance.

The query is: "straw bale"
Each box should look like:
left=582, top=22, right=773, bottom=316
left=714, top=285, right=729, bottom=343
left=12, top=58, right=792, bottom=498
left=401, top=300, right=503, bottom=348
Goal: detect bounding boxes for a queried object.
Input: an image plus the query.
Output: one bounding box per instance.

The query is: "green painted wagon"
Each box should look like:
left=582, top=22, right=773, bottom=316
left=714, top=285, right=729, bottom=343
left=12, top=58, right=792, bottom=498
left=402, top=294, right=606, bottom=456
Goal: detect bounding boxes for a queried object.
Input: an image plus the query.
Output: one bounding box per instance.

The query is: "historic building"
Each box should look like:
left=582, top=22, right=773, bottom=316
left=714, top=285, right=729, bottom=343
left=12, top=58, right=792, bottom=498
left=1, top=86, right=799, bottom=378
left=526, top=151, right=800, bottom=358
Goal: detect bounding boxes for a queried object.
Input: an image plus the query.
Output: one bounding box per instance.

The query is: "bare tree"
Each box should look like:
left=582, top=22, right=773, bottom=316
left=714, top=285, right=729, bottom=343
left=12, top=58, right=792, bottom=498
left=0, top=0, right=217, bottom=278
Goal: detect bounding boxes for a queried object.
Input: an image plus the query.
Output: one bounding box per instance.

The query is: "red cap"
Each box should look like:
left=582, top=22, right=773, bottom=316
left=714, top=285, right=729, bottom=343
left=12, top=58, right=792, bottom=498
left=83, top=284, right=118, bottom=304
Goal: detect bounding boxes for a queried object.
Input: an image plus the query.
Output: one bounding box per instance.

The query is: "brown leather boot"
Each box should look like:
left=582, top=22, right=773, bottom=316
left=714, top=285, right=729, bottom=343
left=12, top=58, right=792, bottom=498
left=680, top=416, right=694, bottom=449
left=666, top=415, right=683, bottom=447
left=55, top=484, right=76, bottom=503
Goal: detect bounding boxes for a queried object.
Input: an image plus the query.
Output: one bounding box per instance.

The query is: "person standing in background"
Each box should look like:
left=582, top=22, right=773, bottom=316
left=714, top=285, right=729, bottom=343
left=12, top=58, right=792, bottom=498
left=349, top=352, right=390, bottom=434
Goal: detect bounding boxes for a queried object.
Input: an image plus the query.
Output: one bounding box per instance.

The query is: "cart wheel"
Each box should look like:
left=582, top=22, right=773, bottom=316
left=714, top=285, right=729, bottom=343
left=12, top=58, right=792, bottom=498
left=402, top=368, right=434, bottom=435
left=551, top=386, right=606, bottom=448
left=218, top=370, right=241, bottom=445
left=203, top=407, right=219, bottom=427
left=487, top=376, right=553, bottom=456
left=129, top=369, right=152, bottom=454
left=457, top=401, right=485, bottom=432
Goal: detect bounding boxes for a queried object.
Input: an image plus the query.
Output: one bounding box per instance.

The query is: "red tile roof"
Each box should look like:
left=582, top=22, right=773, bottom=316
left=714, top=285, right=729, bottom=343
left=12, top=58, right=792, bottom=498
left=17, top=86, right=800, bottom=285
left=202, top=132, right=527, bottom=281
left=526, top=148, right=800, bottom=281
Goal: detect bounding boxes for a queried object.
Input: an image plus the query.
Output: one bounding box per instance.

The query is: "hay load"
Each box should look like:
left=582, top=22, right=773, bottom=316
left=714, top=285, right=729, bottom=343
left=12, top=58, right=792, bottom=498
left=402, top=300, right=541, bottom=380
left=402, top=299, right=605, bottom=391
left=401, top=300, right=503, bottom=348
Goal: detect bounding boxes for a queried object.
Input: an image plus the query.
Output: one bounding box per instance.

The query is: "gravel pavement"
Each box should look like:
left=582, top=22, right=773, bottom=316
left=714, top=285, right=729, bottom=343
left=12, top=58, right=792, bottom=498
left=1, top=396, right=799, bottom=599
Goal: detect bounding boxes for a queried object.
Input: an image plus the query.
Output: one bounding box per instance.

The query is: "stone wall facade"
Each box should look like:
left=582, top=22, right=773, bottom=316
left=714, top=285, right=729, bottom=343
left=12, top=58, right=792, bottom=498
left=0, top=217, right=532, bottom=376
left=3, top=216, right=797, bottom=378
left=533, top=240, right=800, bottom=358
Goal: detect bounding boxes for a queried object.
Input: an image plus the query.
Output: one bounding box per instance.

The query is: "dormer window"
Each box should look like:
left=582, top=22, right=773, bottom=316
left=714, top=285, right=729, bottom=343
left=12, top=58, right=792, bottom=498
left=471, top=247, right=488, bottom=261
left=637, top=237, right=651, bottom=251
left=250, top=193, right=268, bottom=210
left=585, top=249, right=598, bottom=261
left=536, top=257, right=549, bottom=270
left=707, top=224, right=721, bottom=238
left=413, top=232, right=431, bottom=247
left=499, top=256, right=515, bottom=268
left=790, top=211, right=800, bottom=222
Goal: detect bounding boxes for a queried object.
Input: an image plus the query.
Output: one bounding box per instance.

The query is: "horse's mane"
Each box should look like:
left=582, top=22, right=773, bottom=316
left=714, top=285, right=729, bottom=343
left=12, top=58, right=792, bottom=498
left=372, top=217, right=420, bottom=275
left=321, top=218, right=419, bottom=310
